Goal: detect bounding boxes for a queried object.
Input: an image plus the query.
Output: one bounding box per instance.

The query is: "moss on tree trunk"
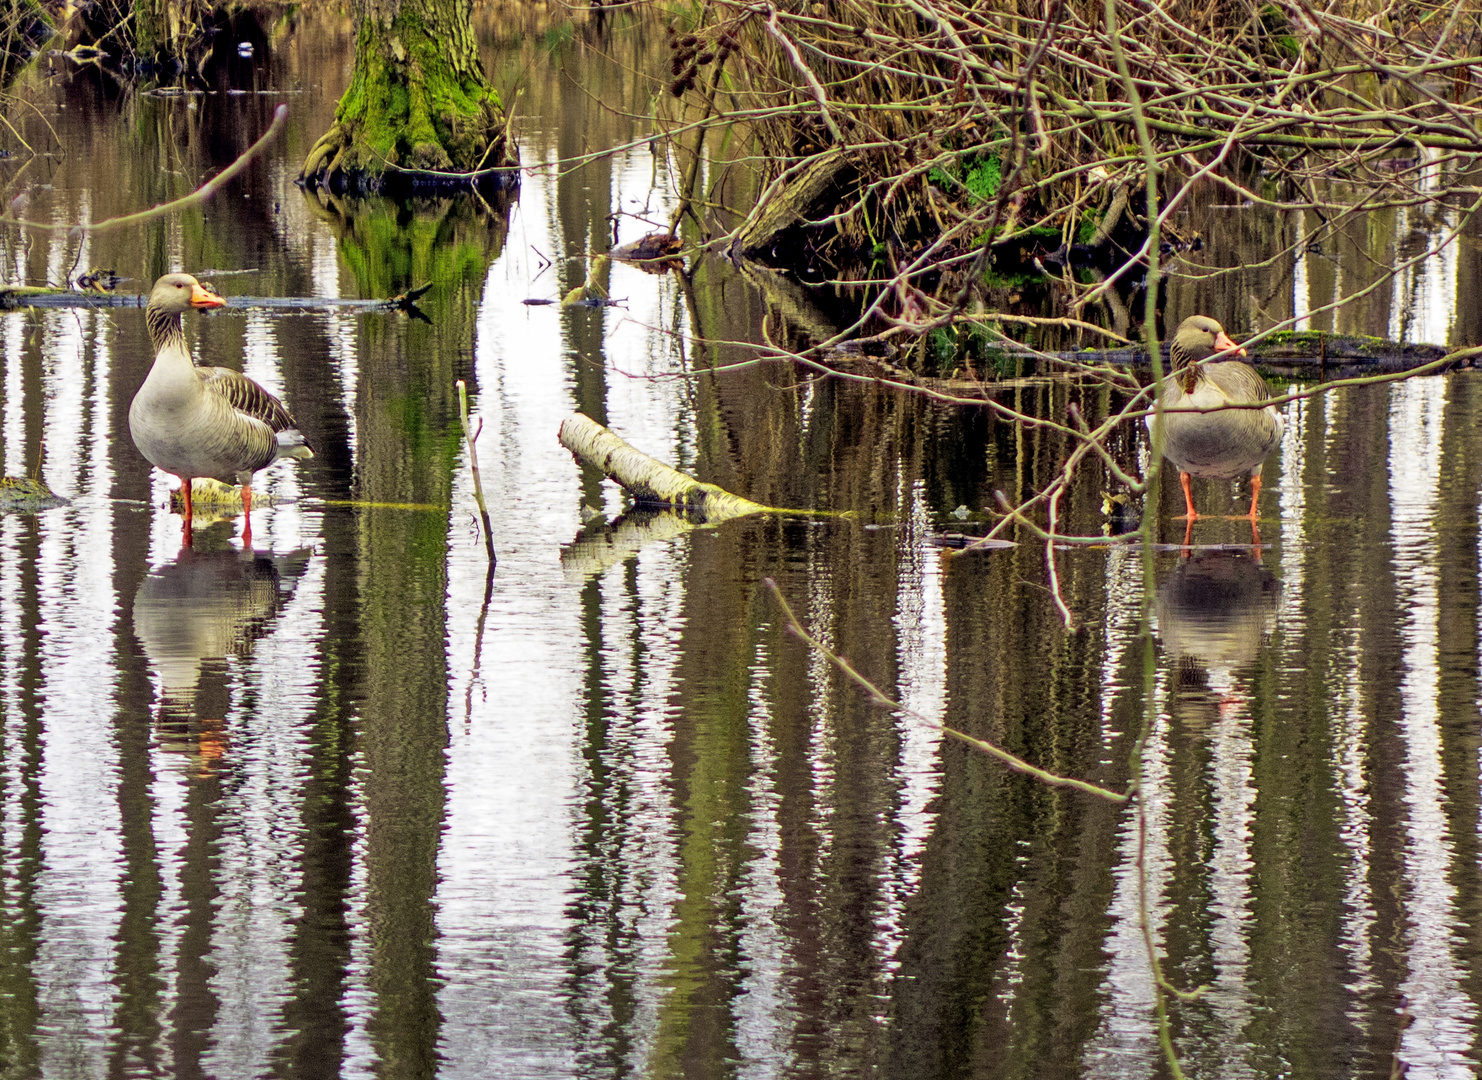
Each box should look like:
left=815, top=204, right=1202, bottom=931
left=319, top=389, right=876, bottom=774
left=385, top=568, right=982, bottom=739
left=299, top=0, right=517, bottom=195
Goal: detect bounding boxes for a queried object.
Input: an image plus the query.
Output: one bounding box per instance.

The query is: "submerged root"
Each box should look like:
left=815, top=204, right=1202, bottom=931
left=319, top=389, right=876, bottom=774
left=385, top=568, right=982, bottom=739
left=297, top=121, right=518, bottom=198
left=299, top=125, right=348, bottom=186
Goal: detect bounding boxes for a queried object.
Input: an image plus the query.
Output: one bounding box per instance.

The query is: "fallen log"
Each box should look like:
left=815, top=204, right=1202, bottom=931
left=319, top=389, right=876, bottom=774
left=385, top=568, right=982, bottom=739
left=558, top=413, right=767, bottom=523
left=733, top=150, right=856, bottom=260
left=824, top=331, right=1468, bottom=392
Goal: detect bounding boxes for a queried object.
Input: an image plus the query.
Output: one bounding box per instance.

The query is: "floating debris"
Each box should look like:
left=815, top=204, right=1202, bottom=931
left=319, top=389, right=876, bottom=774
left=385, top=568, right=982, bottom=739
left=522, top=297, right=624, bottom=308
left=930, top=533, right=1016, bottom=550
left=611, top=232, right=683, bottom=263
left=169, top=478, right=286, bottom=514
left=0, top=476, right=69, bottom=512
left=75, top=268, right=120, bottom=292
left=0, top=286, right=433, bottom=313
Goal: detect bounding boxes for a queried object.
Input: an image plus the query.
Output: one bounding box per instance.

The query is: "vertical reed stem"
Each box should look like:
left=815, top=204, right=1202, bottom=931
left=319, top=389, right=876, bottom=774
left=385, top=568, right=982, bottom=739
left=456, top=380, right=496, bottom=566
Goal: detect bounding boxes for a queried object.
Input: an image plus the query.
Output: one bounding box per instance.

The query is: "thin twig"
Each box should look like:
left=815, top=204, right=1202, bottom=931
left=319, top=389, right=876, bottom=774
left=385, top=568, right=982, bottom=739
left=1, top=105, right=290, bottom=236
left=766, top=579, right=1126, bottom=802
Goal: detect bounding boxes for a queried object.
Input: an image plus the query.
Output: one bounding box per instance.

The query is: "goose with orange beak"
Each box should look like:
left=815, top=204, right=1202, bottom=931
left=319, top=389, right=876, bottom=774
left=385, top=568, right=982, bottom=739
left=1149, top=315, right=1282, bottom=524
left=129, top=273, right=313, bottom=546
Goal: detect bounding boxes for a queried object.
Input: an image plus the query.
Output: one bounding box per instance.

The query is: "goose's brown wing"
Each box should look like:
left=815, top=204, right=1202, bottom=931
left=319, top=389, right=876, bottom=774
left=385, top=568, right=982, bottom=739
left=197, top=367, right=299, bottom=434
left=1205, top=361, right=1272, bottom=404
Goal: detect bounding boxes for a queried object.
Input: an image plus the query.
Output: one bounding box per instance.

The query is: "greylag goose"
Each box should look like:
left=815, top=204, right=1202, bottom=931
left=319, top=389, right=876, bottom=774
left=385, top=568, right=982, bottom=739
left=129, top=273, right=312, bottom=545
left=1149, top=315, right=1282, bottom=524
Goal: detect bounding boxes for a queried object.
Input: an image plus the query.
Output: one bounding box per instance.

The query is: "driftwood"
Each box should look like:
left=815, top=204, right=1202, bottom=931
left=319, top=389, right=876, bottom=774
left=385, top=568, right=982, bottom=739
left=824, top=331, right=1463, bottom=391
left=558, top=413, right=767, bottom=523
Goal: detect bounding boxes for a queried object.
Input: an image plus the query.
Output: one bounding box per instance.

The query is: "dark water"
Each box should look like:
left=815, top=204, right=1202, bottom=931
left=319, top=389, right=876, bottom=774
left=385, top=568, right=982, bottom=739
left=0, top=7, right=1478, bottom=1079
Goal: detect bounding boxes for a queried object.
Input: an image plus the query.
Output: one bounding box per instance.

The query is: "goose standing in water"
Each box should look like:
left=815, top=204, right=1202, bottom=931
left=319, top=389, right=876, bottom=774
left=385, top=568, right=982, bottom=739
left=1149, top=315, right=1282, bottom=530
left=129, top=273, right=313, bottom=546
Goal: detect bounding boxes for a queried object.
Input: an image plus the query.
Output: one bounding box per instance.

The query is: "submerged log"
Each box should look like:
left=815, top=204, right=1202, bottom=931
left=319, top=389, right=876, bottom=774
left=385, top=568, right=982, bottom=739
left=558, top=413, right=767, bottom=523
left=1006, top=331, right=1457, bottom=378
left=821, top=330, right=1471, bottom=397
left=0, top=477, right=68, bottom=512
left=0, top=286, right=430, bottom=313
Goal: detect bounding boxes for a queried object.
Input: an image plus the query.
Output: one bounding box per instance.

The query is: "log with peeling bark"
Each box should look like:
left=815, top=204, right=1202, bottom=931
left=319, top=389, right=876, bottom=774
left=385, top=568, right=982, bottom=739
left=558, top=413, right=767, bottom=523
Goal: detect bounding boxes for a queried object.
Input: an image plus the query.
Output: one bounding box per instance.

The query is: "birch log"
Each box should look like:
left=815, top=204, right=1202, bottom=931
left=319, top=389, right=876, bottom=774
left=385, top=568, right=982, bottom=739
left=558, top=413, right=767, bottom=522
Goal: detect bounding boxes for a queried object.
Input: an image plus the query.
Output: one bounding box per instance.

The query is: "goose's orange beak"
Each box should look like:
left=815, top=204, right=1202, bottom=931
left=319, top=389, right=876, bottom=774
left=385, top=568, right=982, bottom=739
left=1214, top=330, right=1246, bottom=357
left=190, top=282, right=224, bottom=309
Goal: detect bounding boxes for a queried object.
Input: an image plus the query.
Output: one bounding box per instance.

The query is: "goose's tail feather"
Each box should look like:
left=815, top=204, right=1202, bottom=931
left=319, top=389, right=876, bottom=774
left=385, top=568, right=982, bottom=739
left=275, top=429, right=314, bottom=461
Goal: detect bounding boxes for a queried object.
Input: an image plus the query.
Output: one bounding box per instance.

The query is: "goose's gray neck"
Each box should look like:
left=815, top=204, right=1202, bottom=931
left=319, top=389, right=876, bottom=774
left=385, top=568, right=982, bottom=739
left=146, top=306, right=185, bottom=356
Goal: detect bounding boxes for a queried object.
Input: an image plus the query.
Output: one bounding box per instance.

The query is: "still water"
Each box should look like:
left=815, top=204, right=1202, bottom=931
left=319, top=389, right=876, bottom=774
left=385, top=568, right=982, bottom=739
left=0, top=6, right=1479, bottom=1079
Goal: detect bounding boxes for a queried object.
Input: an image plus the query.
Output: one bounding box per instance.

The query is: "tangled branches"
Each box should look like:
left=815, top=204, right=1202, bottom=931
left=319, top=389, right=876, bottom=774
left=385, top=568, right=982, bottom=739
left=672, top=0, right=1482, bottom=305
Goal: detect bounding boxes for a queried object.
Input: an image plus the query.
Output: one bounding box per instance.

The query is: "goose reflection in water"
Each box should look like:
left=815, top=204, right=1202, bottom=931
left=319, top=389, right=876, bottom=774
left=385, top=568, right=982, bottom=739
left=131, top=529, right=312, bottom=774
left=1156, top=549, right=1280, bottom=726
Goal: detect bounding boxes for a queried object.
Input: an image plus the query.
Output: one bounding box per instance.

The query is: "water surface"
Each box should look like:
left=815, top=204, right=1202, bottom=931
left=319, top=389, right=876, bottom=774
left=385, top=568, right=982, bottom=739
left=0, top=8, right=1478, bottom=1079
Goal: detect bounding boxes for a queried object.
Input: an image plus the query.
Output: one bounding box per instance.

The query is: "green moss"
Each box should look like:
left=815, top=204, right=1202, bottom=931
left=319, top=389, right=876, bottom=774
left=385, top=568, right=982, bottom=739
left=981, top=267, right=1048, bottom=287
left=329, top=1, right=506, bottom=177
left=929, top=152, right=1002, bottom=203
left=1075, top=208, right=1103, bottom=244
left=1262, top=330, right=1386, bottom=353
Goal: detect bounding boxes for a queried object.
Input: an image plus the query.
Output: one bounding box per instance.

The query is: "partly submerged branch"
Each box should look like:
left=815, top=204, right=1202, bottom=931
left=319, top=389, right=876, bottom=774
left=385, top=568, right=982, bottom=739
left=0, top=105, right=290, bottom=237
left=767, top=580, right=1127, bottom=802
left=1005, top=332, right=1453, bottom=375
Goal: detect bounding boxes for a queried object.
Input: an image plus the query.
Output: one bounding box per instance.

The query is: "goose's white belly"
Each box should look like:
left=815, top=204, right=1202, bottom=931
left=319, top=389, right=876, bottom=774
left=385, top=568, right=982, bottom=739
left=1154, top=383, right=1284, bottom=480
left=129, top=379, right=268, bottom=484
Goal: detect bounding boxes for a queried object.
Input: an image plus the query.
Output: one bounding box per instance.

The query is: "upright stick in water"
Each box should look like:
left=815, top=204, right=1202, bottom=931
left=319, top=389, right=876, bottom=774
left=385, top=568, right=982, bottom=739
left=129, top=273, right=313, bottom=547
left=456, top=380, right=495, bottom=566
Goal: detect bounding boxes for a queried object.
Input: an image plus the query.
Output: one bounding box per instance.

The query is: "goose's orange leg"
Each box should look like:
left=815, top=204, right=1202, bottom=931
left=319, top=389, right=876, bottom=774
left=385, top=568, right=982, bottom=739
left=241, top=485, right=253, bottom=548
left=181, top=477, right=193, bottom=547
left=1246, top=472, right=1262, bottom=520
left=1176, top=471, right=1199, bottom=521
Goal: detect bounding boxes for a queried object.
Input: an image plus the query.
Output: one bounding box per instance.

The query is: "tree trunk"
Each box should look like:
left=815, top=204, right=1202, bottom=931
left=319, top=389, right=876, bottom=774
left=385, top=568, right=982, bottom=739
left=299, top=0, right=517, bottom=195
